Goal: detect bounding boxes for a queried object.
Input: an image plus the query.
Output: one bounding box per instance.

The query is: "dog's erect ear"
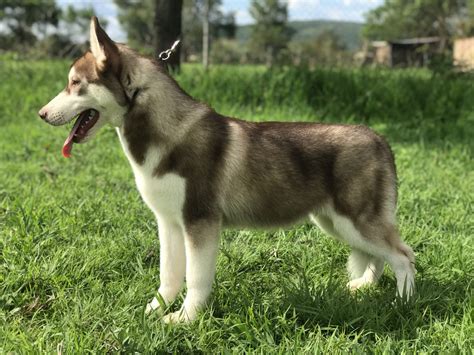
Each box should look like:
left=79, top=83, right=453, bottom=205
left=90, top=16, right=120, bottom=74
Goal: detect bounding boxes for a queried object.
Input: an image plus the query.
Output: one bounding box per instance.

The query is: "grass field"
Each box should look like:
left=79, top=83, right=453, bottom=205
left=0, top=59, right=473, bottom=353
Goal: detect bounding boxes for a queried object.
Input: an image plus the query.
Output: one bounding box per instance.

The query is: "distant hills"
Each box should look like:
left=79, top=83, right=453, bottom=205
left=236, top=20, right=364, bottom=51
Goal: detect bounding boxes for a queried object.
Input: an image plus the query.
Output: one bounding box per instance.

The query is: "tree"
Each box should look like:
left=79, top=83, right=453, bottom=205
left=291, top=30, right=347, bottom=68
left=364, top=0, right=474, bottom=51
left=115, top=0, right=182, bottom=70
left=154, top=0, right=182, bottom=71
left=249, top=0, right=292, bottom=67
left=203, top=0, right=210, bottom=69
left=114, top=0, right=235, bottom=65
left=47, top=5, right=108, bottom=58
left=114, top=0, right=155, bottom=51
left=458, top=0, right=474, bottom=35
left=0, top=0, right=61, bottom=49
left=182, top=0, right=236, bottom=63
left=62, top=5, right=106, bottom=37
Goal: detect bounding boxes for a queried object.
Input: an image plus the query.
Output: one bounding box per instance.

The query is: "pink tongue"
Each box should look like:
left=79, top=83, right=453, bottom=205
left=62, top=114, right=85, bottom=158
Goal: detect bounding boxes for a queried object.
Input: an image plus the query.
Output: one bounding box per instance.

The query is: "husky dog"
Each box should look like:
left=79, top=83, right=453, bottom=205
left=38, top=17, right=415, bottom=323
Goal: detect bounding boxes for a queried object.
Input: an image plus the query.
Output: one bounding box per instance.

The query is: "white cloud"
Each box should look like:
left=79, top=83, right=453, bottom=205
left=343, top=0, right=380, bottom=4
left=286, top=0, right=382, bottom=23
left=288, top=0, right=320, bottom=11
left=234, top=9, right=253, bottom=25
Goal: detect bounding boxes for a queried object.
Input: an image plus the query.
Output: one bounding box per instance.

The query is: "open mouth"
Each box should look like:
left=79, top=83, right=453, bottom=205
left=62, top=109, right=99, bottom=158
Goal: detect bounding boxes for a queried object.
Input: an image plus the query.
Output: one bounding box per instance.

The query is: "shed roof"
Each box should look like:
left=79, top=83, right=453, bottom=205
left=389, top=37, right=440, bottom=45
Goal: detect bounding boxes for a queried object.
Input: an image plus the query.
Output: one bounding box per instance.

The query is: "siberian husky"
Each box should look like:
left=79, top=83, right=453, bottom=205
left=38, top=17, right=415, bottom=323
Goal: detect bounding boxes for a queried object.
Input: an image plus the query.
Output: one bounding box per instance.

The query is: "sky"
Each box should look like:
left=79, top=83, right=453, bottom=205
left=57, top=0, right=383, bottom=42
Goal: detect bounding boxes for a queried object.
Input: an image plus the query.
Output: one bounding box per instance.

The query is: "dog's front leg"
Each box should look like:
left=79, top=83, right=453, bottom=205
left=162, top=220, right=220, bottom=324
left=146, top=216, right=185, bottom=315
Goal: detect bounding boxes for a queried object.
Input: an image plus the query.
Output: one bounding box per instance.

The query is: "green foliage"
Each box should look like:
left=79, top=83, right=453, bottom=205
left=182, top=0, right=236, bottom=61
left=210, top=39, right=244, bottom=64
left=113, top=0, right=235, bottom=59
left=61, top=5, right=106, bottom=36
left=290, top=30, right=348, bottom=68
left=0, top=1, right=105, bottom=58
left=249, top=0, right=292, bottom=66
left=0, top=60, right=473, bottom=352
left=0, top=0, right=61, bottom=47
left=176, top=65, right=473, bottom=141
left=234, top=20, right=363, bottom=67
left=114, top=0, right=155, bottom=52
left=236, top=20, right=363, bottom=51
left=290, top=20, right=362, bottom=50
left=364, top=0, right=472, bottom=42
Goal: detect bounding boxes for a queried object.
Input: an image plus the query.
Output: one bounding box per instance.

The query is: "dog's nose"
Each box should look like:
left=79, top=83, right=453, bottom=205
left=38, top=109, right=47, bottom=120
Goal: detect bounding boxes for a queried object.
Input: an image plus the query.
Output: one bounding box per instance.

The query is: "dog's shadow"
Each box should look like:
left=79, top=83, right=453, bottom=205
left=279, top=267, right=470, bottom=340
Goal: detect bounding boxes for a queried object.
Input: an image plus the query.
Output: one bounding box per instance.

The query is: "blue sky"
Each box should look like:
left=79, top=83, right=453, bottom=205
left=57, top=0, right=383, bottom=42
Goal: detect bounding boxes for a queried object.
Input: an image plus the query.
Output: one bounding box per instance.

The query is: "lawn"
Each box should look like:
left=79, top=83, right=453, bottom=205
left=0, top=59, right=472, bottom=352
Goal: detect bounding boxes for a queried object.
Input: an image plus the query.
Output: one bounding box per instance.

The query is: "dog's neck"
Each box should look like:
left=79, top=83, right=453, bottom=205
left=116, top=49, right=210, bottom=167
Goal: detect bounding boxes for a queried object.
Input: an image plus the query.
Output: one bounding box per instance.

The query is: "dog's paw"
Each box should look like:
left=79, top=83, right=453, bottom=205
left=347, top=277, right=372, bottom=291
left=162, top=308, right=193, bottom=324
left=145, top=297, right=165, bottom=315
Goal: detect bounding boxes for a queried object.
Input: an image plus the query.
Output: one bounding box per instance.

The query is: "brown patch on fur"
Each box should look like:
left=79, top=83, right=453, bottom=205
left=72, top=52, right=99, bottom=83
left=72, top=50, right=129, bottom=106
left=91, top=16, right=121, bottom=75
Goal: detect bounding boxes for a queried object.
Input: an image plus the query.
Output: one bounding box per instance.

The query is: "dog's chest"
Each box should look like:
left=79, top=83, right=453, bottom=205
left=117, top=129, right=186, bottom=218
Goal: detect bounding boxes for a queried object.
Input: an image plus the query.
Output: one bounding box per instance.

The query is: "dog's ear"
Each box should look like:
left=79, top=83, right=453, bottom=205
left=90, top=16, right=120, bottom=74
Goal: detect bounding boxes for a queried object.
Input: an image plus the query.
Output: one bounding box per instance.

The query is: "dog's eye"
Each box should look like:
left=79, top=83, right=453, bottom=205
left=71, top=79, right=80, bottom=86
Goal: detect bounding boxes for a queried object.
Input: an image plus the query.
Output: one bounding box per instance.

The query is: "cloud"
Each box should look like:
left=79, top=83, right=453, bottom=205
left=287, top=0, right=382, bottom=23
left=343, top=0, right=380, bottom=5
left=288, top=0, right=320, bottom=9
left=234, top=9, right=253, bottom=25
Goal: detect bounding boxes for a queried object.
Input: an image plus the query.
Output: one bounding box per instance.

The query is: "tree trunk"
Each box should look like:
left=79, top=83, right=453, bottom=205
left=202, top=0, right=210, bottom=70
left=154, top=0, right=183, bottom=72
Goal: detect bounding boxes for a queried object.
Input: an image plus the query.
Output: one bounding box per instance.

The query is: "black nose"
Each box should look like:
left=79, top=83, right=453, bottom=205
left=38, top=109, right=47, bottom=120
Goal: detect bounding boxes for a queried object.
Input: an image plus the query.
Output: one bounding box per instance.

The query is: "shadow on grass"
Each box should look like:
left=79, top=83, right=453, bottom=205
left=281, top=268, right=470, bottom=340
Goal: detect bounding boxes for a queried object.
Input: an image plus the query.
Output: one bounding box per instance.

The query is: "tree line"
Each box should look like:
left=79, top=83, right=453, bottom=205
left=1, top=0, right=473, bottom=69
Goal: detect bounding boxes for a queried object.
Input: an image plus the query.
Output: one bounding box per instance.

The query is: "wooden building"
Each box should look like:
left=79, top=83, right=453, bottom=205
left=454, top=37, right=474, bottom=70
left=371, top=37, right=441, bottom=67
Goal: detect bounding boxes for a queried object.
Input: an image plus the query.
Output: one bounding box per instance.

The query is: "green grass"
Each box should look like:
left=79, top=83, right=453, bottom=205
left=0, top=59, right=473, bottom=353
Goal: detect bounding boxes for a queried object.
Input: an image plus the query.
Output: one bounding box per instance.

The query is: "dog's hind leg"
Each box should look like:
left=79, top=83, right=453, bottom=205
left=335, top=213, right=414, bottom=298
left=162, top=219, right=220, bottom=324
left=146, top=216, right=186, bottom=315
left=310, top=213, right=384, bottom=290
left=310, top=213, right=343, bottom=241
left=313, top=207, right=415, bottom=299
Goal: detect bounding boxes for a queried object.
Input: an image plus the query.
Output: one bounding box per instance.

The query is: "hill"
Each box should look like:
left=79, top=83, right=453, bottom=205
left=236, top=19, right=364, bottom=51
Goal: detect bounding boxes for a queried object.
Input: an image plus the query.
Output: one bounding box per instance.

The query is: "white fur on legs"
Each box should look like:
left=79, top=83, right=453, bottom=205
left=312, top=213, right=385, bottom=291
left=162, top=224, right=220, bottom=324
left=313, top=204, right=415, bottom=300
left=347, top=249, right=371, bottom=280
left=386, top=245, right=415, bottom=299
left=310, top=213, right=342, bottom=240
left=146, top=217, right=186, bottom=315
left=347, top=252, right=384, bottom=291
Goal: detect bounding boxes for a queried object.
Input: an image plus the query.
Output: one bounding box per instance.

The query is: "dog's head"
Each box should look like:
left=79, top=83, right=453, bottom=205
left=38, top=17, right=129, bottom=158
